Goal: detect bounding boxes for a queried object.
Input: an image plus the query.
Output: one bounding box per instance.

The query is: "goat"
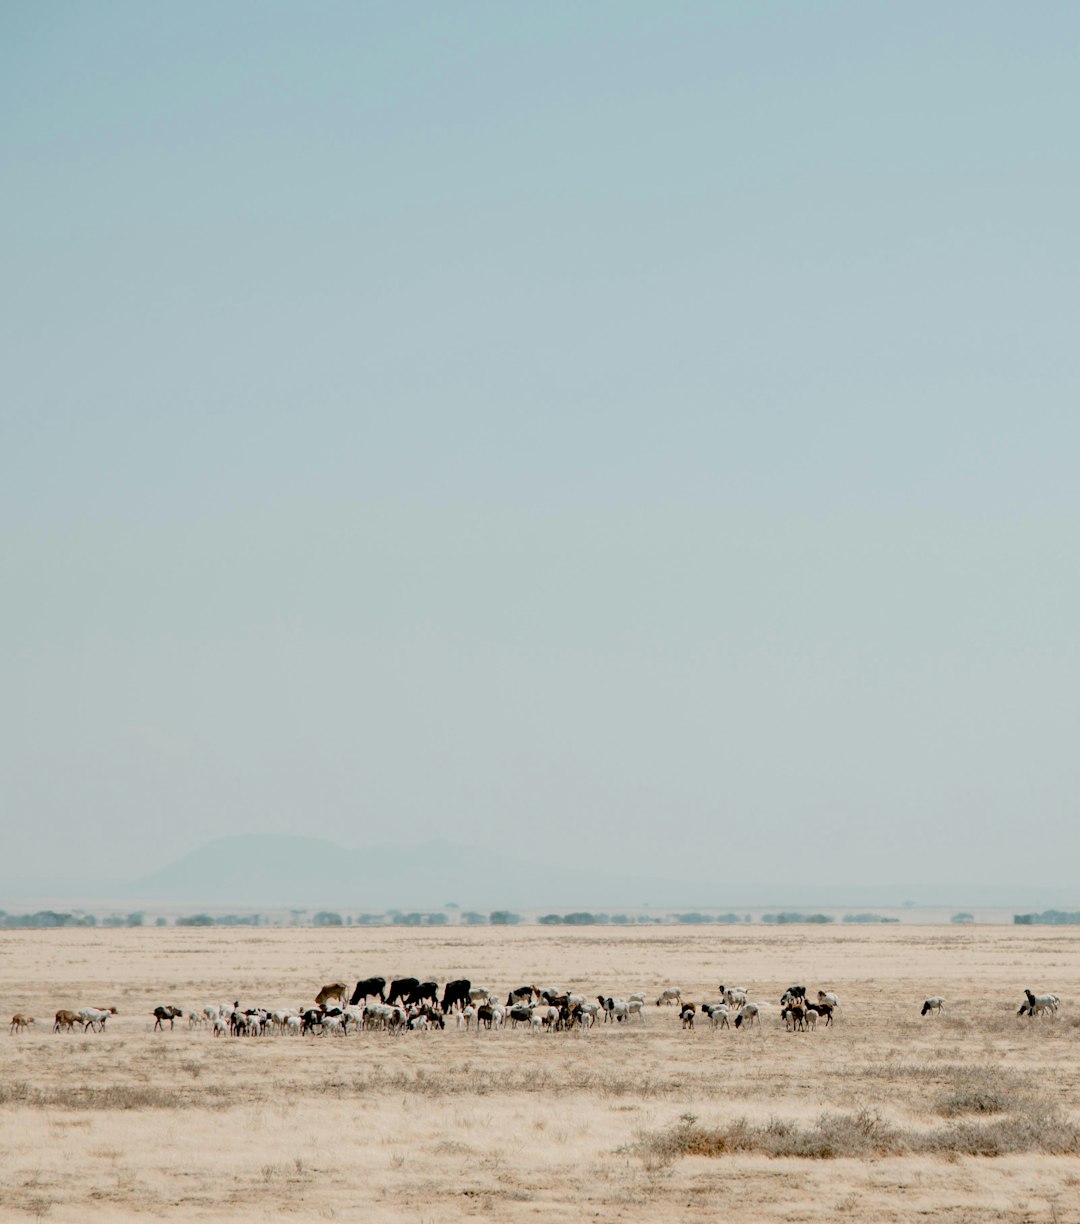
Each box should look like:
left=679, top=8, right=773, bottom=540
left=53, top=1010, right=78, bottom=1033
left=78, top=1006, right=117, bottom=1033
left=10, top=1013, right=34, bottom=1034
left=817, top=990, right=840, bottom=1011
left=680, top=1003, right=696, bottom=1030
left=804, top=1006, right=819, bottom=1031
left=921, top=997, right=945, bottom=1016
left=152, top=1005, right=183, bottom=1031
left=656, top=988, right=681, bottom=1007
left=781, top=1004, right=806, bottom=1032
left=813, top=1001, right=834, bottom=1026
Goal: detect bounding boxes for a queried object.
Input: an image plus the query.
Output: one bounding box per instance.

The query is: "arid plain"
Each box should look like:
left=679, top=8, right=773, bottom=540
left=3, top=924, right=1080, bottom=1222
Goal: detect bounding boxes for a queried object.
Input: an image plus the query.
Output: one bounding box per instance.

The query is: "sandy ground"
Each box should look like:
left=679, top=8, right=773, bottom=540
left=2, top=924, right=1080, bottom=1222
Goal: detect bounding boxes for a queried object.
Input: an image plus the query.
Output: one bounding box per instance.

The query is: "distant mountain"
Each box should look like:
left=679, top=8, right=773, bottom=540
left=125, top=834, right=716, bottom=908
left=3, top=834, right=1077, bottom=910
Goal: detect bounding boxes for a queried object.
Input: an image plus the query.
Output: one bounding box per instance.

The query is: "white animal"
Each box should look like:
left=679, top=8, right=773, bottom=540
left=656, top=989, right=682, bottom=1007
left=77, top=1007, right=116, bottom=1033
left=921, top=997, right=945, bottom=1016
left=705, top=1004, right=730, bottom=1030
left=733, top=1003, right=759, bottom=1029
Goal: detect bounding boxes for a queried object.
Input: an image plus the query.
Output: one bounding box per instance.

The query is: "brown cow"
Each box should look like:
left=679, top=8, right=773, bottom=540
left=10, top=1014, right=34, bottom=1034
left=315, top=982, right=347, bottom=1008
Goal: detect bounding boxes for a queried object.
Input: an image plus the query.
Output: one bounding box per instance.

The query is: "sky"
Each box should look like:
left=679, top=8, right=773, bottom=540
left=3, top=1, right=1079, bottom=894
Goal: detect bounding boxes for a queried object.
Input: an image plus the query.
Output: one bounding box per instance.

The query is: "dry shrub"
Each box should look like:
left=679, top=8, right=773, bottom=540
left=935, top=1065, right=1024, bottom=1117
left=636, top=1097, right=1080, bottom=1165
left=0, top=1081, right=228, bottom=1110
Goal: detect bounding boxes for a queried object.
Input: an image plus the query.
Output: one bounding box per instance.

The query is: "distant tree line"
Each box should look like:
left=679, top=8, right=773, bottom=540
left=762, top=912, right=834, bottom=924
left=0, top=910, right=98, bottom=928
left=842, top=913, right=900, bottom=924
left=1014, top=910, right=1080, bottom=925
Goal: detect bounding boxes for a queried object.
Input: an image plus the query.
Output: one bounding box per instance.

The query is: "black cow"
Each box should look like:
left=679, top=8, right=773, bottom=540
left=404, top=981, right=439, bottom=1008
left=152, top=1005, right=183, bottom=1031
left=350, top=977, right=387, bottom=1005
left=387, top=978, right=420, bottom=1004
left=441, top=979, right=471, bottom=1012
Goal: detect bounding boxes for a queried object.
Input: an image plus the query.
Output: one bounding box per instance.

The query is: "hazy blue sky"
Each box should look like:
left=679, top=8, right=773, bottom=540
left=3, top=2, right=1079, bottom=892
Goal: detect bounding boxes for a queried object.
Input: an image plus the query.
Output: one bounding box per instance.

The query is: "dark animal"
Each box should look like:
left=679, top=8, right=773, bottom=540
left=476, top=1004, right=495, bottom=1030
left=403, top=981, right=439, bottom=1008
left=350, top=977, right=387, bottom=1005
left=680, top=1003, right=696, bottom=1029
left=152, top=1005, right=183, bottom=1031
left=387, top=978, right=420, bottom=1005
left=782, top=1004, right=806, bottom=1032
left=781, top=986, right=807, bottom=1004
left=301, top=1007, right=324, bottom=1035
left=507, top=986, right=533, bottom=1005
left=53, top=1010, right=78, bottom=1033
left=441, top=979, right=471, bottom=1012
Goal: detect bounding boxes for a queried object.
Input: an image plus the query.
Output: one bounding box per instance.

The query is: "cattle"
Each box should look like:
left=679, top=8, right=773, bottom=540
left=403, top=981, right=439, bottom=1008
left=441, top=979, right=471, bottom=1012
left=350, top=977, right=387, bottom=1005
left=315, top=982, right=347, bottom=1009
left=387, top=978, right=420, bottom=1005
left=152, top=1005, right=183, bottom=1031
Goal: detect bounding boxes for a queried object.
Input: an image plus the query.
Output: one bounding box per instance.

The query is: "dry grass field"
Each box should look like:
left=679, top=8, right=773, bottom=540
left=3, top=924, right=1080, bottom=1222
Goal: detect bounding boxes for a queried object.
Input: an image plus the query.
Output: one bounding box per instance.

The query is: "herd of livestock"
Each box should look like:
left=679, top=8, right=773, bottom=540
left=8, top=978, right=1063, bottom=1037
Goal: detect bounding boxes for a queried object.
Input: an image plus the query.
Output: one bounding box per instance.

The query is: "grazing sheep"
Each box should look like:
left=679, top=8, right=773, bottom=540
left=921, top=996, right=945, bottom=1017
left=733, top=1003, right=760, bottom=1029
left=10, top=1013, right=34, bottom=1034
left=703, top=1003, right=730, bottom=1030
left=1018, top=989, right=1059, bottom=1018
left=656, top=988, right=682, bottom=1007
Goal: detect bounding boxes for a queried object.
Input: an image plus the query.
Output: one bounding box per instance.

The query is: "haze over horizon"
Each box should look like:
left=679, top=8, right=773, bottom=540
left=4, top=3, right=1079, bottom=893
